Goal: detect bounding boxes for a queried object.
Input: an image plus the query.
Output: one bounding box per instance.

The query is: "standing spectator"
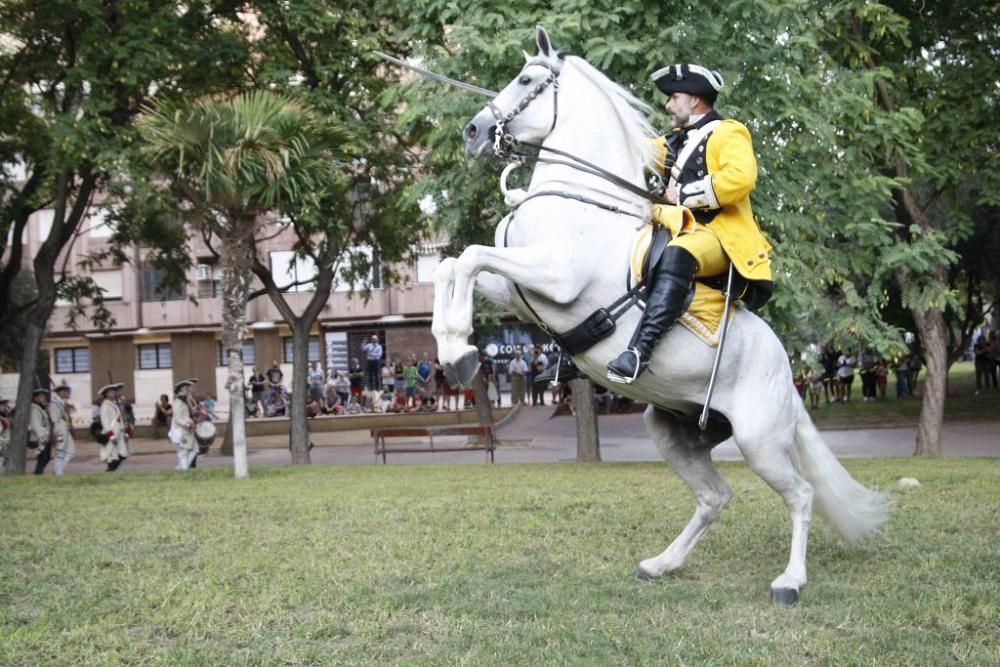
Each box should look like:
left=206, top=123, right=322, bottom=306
left=820, top=345, right=839, bottom=404
left=531, top=346, right=548, bottom=406
left=361, top=334, right=383, bottom=390
left=989, top=332, right=1000, bottom=391
left=348, top=357, right=364, bottom=405
left=417, top=353, right=433, bottom=395
left=98, top=383, right=129, bottom=472
left=893, top=354, right=911, bottom=398
left=49, top=384, right=75, bottom=476
left=875, top=359, right=888, bottom=399
left=308, top=361, right=325, bottom=402
left=836, top=349, right=856, bottom=402
left=28, top=388, right=53, bottom=475
left=508, top=350, right=528, bottom=405
left=249, top=368, right=266, bottom=414
left=152, top=394, right=172, bottom=438
left=331, top=370, right=350, bottom=406
left=858, top=347, right=877, bottom=402
left=480, top=352, right=501, bottom=407
left=974, top=334, right=993, bottom=394
left=403, top=356, right=419, bottom=407
left=391, top=356, right=405, bottom=395
left=808, top=366, right=824, bottom=410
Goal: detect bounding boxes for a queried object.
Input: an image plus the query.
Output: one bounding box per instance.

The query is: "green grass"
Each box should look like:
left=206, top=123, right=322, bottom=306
left=809, top=361, right=1000, bottom=429
left=1, top=460, right=998, bottom=666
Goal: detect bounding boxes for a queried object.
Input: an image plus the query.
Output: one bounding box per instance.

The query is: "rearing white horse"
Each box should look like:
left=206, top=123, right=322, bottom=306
left=432, top=27, right=889, bottom=605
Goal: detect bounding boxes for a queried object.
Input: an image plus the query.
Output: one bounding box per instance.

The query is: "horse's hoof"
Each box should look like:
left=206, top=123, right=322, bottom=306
left=634, top=566, right=658, bottom=581
left=446, top=349, right=480, bottom=387
left=770, top=587, right=799, bottom=607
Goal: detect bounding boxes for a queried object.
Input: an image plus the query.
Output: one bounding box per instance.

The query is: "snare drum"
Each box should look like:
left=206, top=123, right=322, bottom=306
left=194, top=420, right=216, bottom=453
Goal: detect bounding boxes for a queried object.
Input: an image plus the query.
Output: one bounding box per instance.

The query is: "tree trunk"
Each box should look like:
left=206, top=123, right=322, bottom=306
left=288, top=322, right=312, bottom=464
left=4, top=317, right=47, bottom=475
left=912, top=306, right=947, bottom=457
left=570, top=378, right=601, bottom=462
left=222, top=231, right=253, bottom=479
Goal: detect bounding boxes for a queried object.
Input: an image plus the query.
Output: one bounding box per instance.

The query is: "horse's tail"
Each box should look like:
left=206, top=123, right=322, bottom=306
left=790, top=400, right=891, bottom=543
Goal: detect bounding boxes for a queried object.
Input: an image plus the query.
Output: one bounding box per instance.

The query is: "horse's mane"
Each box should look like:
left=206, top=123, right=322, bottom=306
left=559, top=56, right=656, bottom=171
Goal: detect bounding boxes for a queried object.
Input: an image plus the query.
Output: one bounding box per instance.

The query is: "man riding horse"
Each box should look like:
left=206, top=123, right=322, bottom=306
left=606, top=64, right=774, bottom=384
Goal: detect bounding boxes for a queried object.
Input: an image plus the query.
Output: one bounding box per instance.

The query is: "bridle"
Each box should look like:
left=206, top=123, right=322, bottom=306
left=489, top=63, right=560, bottom=157
left=487, top=60, right=667, bottom=207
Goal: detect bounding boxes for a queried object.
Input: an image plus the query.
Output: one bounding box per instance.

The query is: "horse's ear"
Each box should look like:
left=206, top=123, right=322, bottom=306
left=536, top=25, right=552, bottom=57
left=523, top=50, right=532, bottom=64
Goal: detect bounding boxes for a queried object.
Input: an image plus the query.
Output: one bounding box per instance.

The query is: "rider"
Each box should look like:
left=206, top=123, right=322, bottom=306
left=607, top=64, right=773, bottom=384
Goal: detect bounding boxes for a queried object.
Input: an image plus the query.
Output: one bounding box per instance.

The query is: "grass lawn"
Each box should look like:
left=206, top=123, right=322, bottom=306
left=809, top=361, right=1000, bottom=429
left=1, top=460, right=997, bottom=666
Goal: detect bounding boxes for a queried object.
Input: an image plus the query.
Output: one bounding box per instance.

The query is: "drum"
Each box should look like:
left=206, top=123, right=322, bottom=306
left=195, top=420, right=216, bottom=453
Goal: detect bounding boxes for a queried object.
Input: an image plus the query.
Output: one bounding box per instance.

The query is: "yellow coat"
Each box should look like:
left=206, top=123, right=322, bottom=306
left=652, top=120, right=772, bottom=283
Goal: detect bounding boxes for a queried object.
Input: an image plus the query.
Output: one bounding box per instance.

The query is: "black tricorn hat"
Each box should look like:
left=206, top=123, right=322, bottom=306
left=651, top=64, right=724, bottom=104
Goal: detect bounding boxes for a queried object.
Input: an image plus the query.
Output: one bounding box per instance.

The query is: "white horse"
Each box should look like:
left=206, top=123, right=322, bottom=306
left=432, top=27, right=889, bottom=605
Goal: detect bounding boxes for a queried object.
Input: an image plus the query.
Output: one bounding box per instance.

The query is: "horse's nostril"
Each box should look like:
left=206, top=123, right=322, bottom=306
left=464, top=123, right=477, bottom=139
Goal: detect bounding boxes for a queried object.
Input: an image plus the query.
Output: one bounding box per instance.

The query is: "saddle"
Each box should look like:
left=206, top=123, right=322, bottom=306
left=630, top=223, right=734, bottom=347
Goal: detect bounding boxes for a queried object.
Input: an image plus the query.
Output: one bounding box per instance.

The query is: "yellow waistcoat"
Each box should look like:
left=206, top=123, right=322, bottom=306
left=652, top=120, right=773, bottom=283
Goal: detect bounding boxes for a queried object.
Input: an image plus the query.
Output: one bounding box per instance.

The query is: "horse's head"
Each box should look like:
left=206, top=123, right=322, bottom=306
left=464, top=26, right=562, bottom=157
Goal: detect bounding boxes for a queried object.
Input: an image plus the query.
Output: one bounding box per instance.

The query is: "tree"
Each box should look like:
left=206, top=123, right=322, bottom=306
left=136, top=90, right=349, bottom=478
left=232, top=1, right=429, bottom=461
left=394, top=0, right=998, bottom=456
left=0, top=0, right=246, bottom=474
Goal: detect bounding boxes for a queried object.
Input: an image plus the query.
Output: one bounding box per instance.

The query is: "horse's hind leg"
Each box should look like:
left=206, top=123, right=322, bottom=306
left=733, top=421, right=813, bottom=606
left=635, top=406, right=732, bottom=579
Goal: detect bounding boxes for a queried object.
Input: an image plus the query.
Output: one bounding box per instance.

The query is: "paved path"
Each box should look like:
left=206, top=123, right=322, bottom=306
left=39, top=404, right=998, bottom=474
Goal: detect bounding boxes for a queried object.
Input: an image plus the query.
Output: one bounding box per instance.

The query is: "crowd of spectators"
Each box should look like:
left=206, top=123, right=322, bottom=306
left=795, top=343, right=924, bottom=410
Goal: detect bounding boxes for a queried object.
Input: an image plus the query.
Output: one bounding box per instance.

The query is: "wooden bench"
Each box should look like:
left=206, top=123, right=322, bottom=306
left=371, top=425, right=496, bottom=464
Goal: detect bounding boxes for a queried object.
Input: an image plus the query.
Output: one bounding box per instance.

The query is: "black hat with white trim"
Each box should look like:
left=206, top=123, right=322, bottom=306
left=174, top=378, right=198, bottom=393
left=651, top=64, right=724, bottom=104
left=32, top=388, right=51, bottom=397
left=53, top=383, right=71, bottom=394
left=97, top=382, right=124, bottom=397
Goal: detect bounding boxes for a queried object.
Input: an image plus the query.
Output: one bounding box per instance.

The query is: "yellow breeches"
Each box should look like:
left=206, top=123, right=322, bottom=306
left=667, top=225, right=729, bottom=278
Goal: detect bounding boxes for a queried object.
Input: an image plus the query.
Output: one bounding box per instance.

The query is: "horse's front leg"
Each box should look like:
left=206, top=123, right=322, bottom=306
left=440, top=244, right=579, bottom=385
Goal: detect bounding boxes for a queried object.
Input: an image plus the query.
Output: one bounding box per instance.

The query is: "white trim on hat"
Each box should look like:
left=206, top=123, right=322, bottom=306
left=98, top=382, right=124, bottom=396
left=650, top=64, right=724, bottom=92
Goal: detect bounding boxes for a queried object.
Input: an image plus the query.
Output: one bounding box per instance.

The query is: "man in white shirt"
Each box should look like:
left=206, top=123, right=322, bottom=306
left=508, top=350, right=529, bottom=405
left=361, top=335, right=383, bottom=390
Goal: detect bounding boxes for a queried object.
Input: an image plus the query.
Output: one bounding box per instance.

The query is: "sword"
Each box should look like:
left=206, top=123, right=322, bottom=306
left=699, top=263, right=735, bottom=431
left=373, top=51, right=498, bottom=98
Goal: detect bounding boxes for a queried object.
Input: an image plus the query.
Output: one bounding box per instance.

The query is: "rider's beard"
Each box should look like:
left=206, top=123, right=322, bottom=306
left=669, top=96, right=694, bottom=128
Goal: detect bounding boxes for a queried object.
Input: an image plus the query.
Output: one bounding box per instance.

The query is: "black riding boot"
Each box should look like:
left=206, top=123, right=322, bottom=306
left=607, top=246, right=697, bottom=384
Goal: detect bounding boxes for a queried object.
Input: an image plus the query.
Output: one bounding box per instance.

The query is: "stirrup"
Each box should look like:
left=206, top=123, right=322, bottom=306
left=606, top=348, right=643, bottom=385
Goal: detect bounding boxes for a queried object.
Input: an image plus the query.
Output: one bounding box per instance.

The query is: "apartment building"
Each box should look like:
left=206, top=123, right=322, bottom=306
left=0, top=205, right=447, bottom=418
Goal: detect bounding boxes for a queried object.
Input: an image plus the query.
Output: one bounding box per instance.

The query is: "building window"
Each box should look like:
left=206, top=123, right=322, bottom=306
left=334, top=246, right=381, bottom=292
left=137, top=343, right=172, bottom=369
left=269, top=250, right=317, bottom=293
left=142, top=266, right=185, bottom=302
left=54, top=347, right=90, bottom=374
left=218, top=340, right=256, bottom=367
left=282, top=336, right=321, bottom=363
left=92, top=270, right=123, bottom=301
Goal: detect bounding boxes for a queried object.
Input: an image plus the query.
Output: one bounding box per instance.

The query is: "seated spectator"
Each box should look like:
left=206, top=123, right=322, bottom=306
left=152, top=394, right=172, bottom=439
left=420, top=396, right=438, bottom=412
left=386, top=390, right=407, bottom=413
left=331, top=370, right=350, bottom=405
left=265, top=391, right=287, bottom=417
left=322, top=386, right=343, bottom=415
left=200, top=394, right=219, bottom=421
left=306, top=395, right=321, bottom=419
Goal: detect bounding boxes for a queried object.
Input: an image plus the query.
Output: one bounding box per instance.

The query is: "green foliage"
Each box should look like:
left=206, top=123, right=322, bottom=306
left=387, top=0, right=998, bottom=358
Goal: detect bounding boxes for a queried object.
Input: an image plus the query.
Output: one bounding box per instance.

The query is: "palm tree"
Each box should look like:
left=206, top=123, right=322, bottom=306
left=137, top=91, right=347, bottom=478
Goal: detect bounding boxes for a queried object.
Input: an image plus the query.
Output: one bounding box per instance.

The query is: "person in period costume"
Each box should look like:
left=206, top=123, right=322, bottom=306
left=170, top=378, right=200, bottom=470
left=28, top=388, right=53, bottom=475
left=0, top=397, right=10, bottom=469
left=49, top=383, right=75, bottom=476
left=98, top=383, right=129, bottom=471
left=607, top=64, right=773, bottom=383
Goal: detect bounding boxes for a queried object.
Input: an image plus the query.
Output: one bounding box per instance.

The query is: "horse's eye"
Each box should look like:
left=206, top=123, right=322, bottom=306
left=518, top=75, right=532, bottom=85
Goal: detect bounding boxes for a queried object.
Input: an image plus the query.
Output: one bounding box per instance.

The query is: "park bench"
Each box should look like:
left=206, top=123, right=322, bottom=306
left=371, top=425, right=496, bottom=464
